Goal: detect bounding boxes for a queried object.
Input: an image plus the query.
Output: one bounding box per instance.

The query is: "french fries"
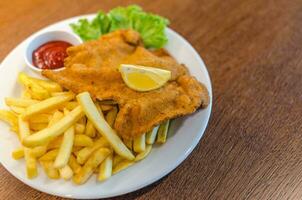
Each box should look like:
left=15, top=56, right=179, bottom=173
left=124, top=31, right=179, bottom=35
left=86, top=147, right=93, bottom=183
left=76, top=137, right=109, bottom=164
left=73, top=148, right=111, bottom=184
left=68, top=154, right=81, bottom=174
left=54, top=126, right=74, bottom=168
left=31, top=146, right=47, bottom=158
left=18, top=116, right=30, bottom=141
left=105, top=106, right=118, bottom=127
left=157, top=120, right=170, bottom=144
left=113, top=160, right=134, bottom=175
left=9, top=106, right=25, bottom=114
left=133, top=133, right=146, bottom=153
left=10, top=126, right=19, bottom=134
left=22, top=93, right=74, bottom=119
left=12, top=148, right=24, bottom=160
left=30, top=123, right=48, bottom=131
left=51, top=92, right=71, bottom=97
left=22, top=106, right=84, bottom=147
left=47, top=136, right=62, bottom=149
left=18, top=72, right=50, bottom=100
left=62, top=101, right=79, bottom=110
left=40, top=161, right=60, bottom=179
left=5, top=97, right=39, bottom=107
left=75, top=123, right=85, bottom=135
left=74, top=134, right=93, bottom=147
left=77, top=92, right=134, bottom=160
left=27, top=76, right=62, bottom=93
left=59, top=165, right=73, bottom=180
left=95, top=103, right=104, bottom=118
left=0, top=72, right=174, bottom=184
left=39, top=149, right=59, bottom=161
left=29, top=114, right=51, bottom=124
left=135, top=145, right=152, bottom=161
left=98, top=154, right=113, bottom=181
left=18, top=116, right=38, bottom=178
left=48, top=111, right=64, bottom=126
left=24, top=148, right=38, bottom=179
left=100, top=104, right=113, bottom=112
left=21, top=90, right=32, bottom=99
left=113, top=154, right=124, bottom=167
left=0, top=110, right=17, bottom=126
left=78, top=116, right=87, bottom=125
left=84, top=120, right=96, bottom=137
left=146, top=126, right=159, bottom=145
left=72, top=146, right=82, bottom=153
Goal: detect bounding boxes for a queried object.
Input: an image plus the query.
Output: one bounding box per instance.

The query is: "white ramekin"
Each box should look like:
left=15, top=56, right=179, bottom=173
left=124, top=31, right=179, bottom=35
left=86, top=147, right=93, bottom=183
left=24, top=30, right=82, bottom=73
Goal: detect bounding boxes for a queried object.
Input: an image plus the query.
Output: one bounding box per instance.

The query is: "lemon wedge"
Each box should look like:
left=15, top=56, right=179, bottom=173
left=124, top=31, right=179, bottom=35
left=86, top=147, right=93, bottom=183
left=119, top=64, right=171, bottom=92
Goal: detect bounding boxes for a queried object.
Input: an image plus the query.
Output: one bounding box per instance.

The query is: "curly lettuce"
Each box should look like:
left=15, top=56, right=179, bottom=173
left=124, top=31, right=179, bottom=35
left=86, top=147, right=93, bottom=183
left=70, top=5, right=169, bottom=48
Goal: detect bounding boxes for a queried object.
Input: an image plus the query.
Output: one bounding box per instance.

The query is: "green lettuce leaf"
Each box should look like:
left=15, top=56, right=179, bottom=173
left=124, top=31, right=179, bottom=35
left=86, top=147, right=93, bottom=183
left=108, top=5, right=142, bottom=31
left=70, top=11, right=110, bottom=41
left=70, top=5, right=169, bottom=48
left=92, top=11, right=111, bottom=34
left=131, top=11, right=169, bottom=48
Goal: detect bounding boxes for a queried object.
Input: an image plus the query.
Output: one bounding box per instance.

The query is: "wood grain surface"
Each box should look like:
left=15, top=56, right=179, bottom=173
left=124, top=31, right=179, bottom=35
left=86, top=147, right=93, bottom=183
left=1, top=0, right=302, bottom=199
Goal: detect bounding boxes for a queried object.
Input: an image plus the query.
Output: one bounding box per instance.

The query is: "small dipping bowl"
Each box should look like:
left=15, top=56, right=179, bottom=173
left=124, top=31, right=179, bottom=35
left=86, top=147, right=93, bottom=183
left=24, top=30, right=82, bottom=73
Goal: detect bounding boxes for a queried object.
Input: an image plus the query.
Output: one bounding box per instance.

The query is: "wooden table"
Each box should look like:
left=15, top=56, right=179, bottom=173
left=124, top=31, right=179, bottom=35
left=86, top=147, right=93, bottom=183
left=1, top=0, right=302, bottom=199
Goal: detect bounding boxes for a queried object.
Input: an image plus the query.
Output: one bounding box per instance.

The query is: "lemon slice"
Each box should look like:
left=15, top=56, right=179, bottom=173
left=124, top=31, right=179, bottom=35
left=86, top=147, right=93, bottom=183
left=119, top=64, right=171, bottom=92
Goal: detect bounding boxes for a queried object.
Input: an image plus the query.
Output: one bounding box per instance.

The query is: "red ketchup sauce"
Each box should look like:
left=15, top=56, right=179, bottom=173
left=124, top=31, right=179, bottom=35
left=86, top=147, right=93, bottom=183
left=32, top=41, right=72, bottom=70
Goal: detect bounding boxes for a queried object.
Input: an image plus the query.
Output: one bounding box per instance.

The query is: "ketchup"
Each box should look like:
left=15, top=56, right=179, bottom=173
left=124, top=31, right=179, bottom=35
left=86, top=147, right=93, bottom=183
left=32, top=41, right=72, bottom=70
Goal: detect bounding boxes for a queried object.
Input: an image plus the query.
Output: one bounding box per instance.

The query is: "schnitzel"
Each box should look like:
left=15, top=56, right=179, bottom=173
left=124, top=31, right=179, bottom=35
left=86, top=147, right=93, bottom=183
left=42, top=30, right=209, bottom=139
left=43, top=30, right=209, bottom=139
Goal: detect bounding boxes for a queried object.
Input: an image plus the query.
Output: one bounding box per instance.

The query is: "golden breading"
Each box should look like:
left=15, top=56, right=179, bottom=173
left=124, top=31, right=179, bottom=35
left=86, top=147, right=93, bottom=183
left=43, top=30, right=209, bottom=139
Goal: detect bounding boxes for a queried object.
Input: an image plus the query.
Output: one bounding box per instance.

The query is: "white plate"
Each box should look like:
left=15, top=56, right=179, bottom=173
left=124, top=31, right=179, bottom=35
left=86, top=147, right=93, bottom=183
left=0, top=14, right=212, bottom=199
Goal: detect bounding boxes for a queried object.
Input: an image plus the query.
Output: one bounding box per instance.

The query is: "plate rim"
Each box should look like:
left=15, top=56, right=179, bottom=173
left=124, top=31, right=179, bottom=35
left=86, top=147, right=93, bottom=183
left=0, top=14, right=213, bottom=199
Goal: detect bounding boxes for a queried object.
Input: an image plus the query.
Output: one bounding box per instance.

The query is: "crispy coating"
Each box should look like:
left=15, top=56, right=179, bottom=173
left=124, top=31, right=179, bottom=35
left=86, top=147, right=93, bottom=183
left=43, top=30, right=209, bottom=139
